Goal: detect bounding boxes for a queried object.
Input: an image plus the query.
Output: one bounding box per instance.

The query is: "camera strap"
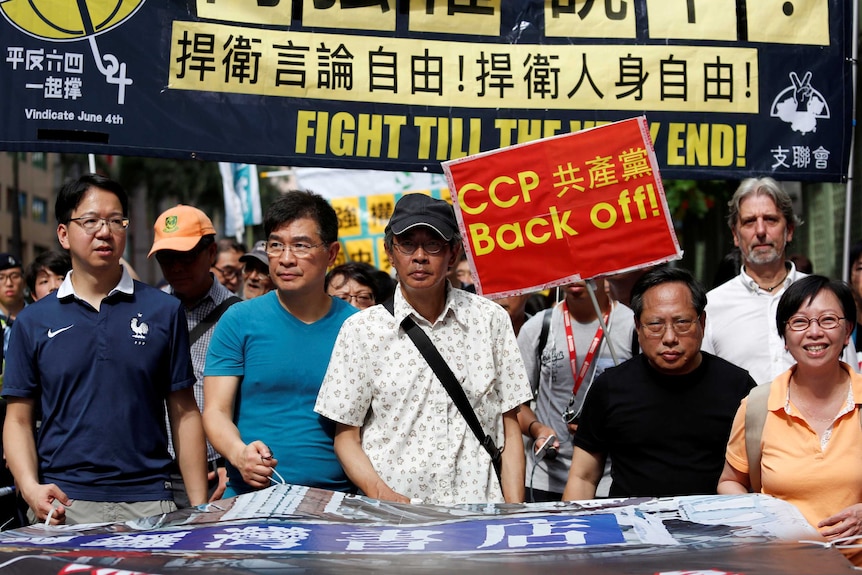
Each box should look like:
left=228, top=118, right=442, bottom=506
left=383, top=297, right=502, bottom=485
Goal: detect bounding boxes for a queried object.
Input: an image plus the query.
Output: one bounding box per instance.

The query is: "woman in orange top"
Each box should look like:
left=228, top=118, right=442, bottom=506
left=718, top=275, right=862, bottom=565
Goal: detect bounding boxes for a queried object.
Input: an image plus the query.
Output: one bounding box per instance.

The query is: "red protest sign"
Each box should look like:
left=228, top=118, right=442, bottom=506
left=442, top=116, right=681, bottom=297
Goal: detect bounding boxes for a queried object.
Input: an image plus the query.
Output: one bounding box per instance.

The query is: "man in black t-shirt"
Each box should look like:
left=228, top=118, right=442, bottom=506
left=562, top=267, right=755, bottom=499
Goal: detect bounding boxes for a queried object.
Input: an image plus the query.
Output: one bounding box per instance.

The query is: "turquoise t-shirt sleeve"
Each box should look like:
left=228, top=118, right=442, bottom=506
left=204, top=303, right=245, bottom=377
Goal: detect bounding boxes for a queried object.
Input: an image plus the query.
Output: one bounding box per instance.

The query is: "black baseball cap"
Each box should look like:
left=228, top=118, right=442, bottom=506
left=239, top=240, right=268, bottom=267
left=385, top=194, right=457, bottom=241
left=0, top=253, right=22, bottom=272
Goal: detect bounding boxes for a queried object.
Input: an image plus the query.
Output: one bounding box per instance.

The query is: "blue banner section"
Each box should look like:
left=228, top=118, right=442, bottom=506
left=0, top=1, right=853, bottom=182
left=6, top=514, right=623, bottom=553
left=0, top=486, right=853, bottom=574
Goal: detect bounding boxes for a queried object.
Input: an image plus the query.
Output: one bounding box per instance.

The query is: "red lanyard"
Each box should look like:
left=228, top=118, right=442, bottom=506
left=561, top=301, right=609, bottom=397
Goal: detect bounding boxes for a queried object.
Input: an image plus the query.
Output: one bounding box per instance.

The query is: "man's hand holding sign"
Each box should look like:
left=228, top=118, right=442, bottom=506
left=442, top=116, right=682, bottom=297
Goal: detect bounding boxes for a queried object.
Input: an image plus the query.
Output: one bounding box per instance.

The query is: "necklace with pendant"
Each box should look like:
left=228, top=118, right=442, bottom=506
left=759, top=270, right=788, bottom=292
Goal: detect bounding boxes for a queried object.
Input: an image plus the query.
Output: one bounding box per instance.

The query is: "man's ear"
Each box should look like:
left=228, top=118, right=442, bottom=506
left=207, top=242, right=218, bottom=266
left=326, top=240, right=340, bottom=267
left=57, top=223, right=70, bottom=250
left=447, top=243, right=462, bottom=270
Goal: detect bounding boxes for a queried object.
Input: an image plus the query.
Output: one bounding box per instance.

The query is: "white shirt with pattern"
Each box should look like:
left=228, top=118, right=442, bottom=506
left=315, top=284, right=532, bottom=505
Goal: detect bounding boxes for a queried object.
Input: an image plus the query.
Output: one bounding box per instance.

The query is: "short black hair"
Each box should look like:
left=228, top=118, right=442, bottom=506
left=55, top=173, right=129, bottom=224
left=776, top=275, right=856, bottom=337
left=25, top=250, right=72, bottom=293
left=264, top=190, right=338, bottom=244
left=630, top=266, right=707, bottom=320
left=325, top=262, right=382, bottom=302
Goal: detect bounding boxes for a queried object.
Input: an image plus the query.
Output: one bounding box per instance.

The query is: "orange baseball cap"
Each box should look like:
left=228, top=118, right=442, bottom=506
left=149, top=204, right=216, bottom=257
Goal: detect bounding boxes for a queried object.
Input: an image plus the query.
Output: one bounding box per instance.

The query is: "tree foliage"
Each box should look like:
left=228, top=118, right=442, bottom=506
left=663, top=180, right=735, bottom=220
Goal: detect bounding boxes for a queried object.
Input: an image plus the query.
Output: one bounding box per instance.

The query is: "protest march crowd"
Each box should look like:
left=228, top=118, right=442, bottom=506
left=1, top=174, right=862, bottom=564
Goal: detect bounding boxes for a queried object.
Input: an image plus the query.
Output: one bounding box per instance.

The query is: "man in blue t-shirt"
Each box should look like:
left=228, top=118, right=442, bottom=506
left=204, top=191, right=357, bottom=497
left=2, top=174, right=207, bottom=525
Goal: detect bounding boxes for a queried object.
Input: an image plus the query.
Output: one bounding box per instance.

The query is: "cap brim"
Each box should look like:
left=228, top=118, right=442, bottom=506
left=390, top=219, right=455, bottom=241
left=148, top=237, right=203, bottom=258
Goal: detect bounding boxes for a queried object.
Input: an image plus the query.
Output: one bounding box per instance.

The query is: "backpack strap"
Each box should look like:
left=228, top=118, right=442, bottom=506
left=188, top=296, right=242, bottom=345
left=744, top=382, right=772, bottom=493
left=532, top=308, right=552, bottom=396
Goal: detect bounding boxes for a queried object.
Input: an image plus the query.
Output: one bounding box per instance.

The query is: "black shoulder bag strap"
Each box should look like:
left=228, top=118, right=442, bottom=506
left=383, top=298, right=503, bottom=484
left=189, top=296, right=242, bottom=345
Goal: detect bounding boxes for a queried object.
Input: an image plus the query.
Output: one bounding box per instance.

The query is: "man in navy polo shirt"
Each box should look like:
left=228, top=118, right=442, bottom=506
left=2, top=174, right=207, bottom=525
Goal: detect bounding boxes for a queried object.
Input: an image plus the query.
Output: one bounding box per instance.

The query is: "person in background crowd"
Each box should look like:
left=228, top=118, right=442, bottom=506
left=605, top=269, right=649, bottom=308
left=447, top=252, right=475, bottom=292
left=239, top=241, right=274, bottom=300
left=455, top=254, right=474, bottom=290
left=0, top=254, right=26, bottom=357
left=564, top=267, right=755, bottom=500
left=491, top=293, right=531, bottom=336
left=325, top=262, right=381, bottom=310
left=372, top=268, right=397, bottom=302
left=3, top=173, right=207, bottom=525
left=150, top=204, right=241, bottom=506
left=204, top=191, right=357, bottom=497
left=316, top=193, right=531, bottom=504
left=848, top=239, right=862, bottom=367
left=212, top=238, right=244, bottom=295
left=25, top=250, right=71, bottom=302
left=702, top=177, right=857, bottom=384
left=517, top=278, right=635, bottom=501
left=789, top=253, right=813, bottom=274
left=718, top=275, right=862, bottom=567
left=711, top=248, right=742, bottom=289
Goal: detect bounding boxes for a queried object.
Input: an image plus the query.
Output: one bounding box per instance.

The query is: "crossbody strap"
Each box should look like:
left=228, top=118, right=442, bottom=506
left=189, top=296, right=242, bottom=345
left=383, top=298, right=502, bottom=483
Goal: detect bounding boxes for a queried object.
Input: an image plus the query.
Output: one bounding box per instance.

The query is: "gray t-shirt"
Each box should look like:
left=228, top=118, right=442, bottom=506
left=517, top=301, right=635, bottom=494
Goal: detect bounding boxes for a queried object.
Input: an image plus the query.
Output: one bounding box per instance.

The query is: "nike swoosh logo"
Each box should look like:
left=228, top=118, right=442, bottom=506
left=47, top=325, right=74, bottom=338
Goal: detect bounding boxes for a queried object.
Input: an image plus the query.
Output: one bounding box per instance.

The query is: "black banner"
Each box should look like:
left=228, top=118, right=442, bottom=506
left=0, top=0, right=853, bottom=181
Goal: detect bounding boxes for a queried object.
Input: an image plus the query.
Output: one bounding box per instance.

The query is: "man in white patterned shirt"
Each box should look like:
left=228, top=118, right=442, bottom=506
left=315, top=193, right=531, bottom=504
left=150, top=205, right=240, bottom=505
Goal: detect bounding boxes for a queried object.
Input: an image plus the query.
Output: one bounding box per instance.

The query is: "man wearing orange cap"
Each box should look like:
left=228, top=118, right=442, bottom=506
left=150, top=205, right=241, bottom=505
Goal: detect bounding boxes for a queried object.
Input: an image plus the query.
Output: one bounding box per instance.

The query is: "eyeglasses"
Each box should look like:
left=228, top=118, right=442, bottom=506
left=640, top=317, right=700, bottom=337
left=69, top=216, right=130, bottom=234
left=213, top=265, right=242, bottom=279
left=0, top=271, right=23, bottom=283
left=333, top=292, right=374, bottom=305
left=265, top=240, right=327, bottom=259
left=785, top=313, right=844, bottom=331
left=391, top=240, right=448, bottom=255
